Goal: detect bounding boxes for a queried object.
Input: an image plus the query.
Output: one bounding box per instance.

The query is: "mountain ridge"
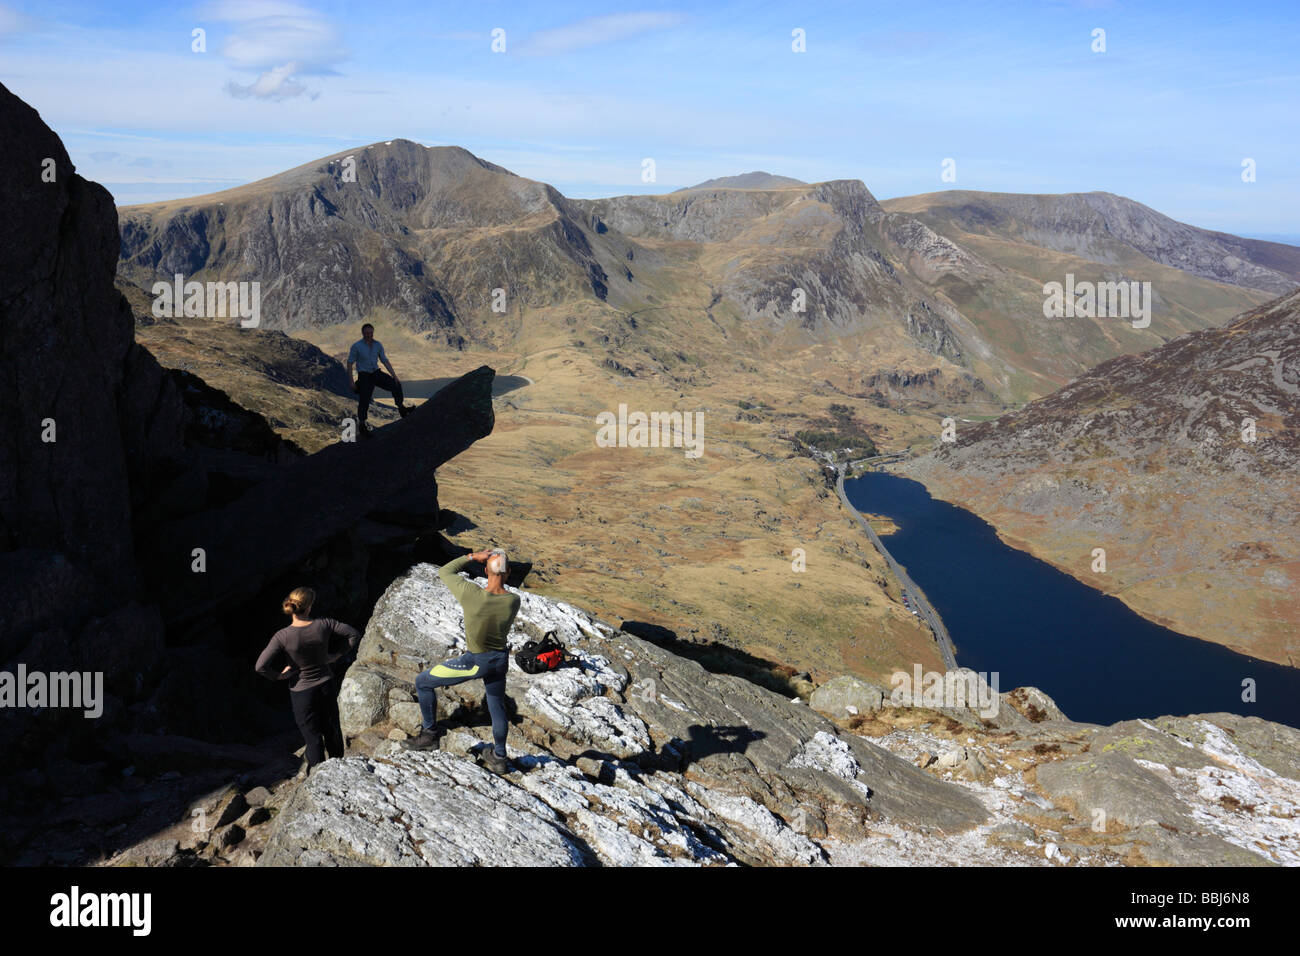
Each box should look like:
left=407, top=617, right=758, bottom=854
left=883, top=188, right=1300, bottom=295
left=116, top=140, right=1286, bottom=404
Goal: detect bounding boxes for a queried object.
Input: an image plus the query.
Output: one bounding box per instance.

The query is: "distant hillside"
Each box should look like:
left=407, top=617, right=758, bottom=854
left=687, top=171, right=807, bottom=190
left=884, top=189, right=1300, bottom=295
left=904, top=288, right=1300, bottom=666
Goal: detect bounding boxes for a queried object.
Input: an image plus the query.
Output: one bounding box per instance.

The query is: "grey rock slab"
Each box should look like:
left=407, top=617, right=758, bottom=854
left=341, top=562, right=990, bottom=845
left=684, top=782, right=827, bottom=866
left=146, top=366, right=496, bottom=625
left=511, top=755, right=732, bottom=866
left=522, top=691, right=650, bottom=759
left=338, top=669, right=390, bottom=737
left=112, top=837, right=182, bottom=867
left=259, top=752, right=593, bottom=867
left=1152, top=714, right=1300, bottom=782
left=810, top=675, right=886, bottom=716
left=1128, top=823, right=1274, bottom=867
left=1090, top=719, right=1218, bottom=772
left=1035, top=750, right=1195, bottom=830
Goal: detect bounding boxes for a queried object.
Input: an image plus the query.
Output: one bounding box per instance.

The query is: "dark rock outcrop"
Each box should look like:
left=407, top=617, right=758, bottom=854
left=0, top=84, right=496, bottom=864
left=1, top=82, right=144, bottom=607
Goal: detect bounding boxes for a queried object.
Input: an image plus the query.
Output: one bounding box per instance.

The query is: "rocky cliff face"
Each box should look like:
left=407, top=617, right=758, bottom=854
left=0, top=84, right=498, bottom=863
left=2, top=82, right=149, bottom=607
left=260, top=564, right=1300, bottom=866
left=855, top=366, right=998, bottom=406
left=117, top=140, right=617, bottom=336
left=903, top=288, right=1300, bottom=665
left=0, top=81, right=183, bottom=780
left=576, top=178, right=992, bottom=383
left=879, top=190, right=1293, bottom=398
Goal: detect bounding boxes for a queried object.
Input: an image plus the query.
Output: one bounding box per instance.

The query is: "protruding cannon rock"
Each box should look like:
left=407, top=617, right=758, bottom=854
left=140, top=366, right=496, bottom=624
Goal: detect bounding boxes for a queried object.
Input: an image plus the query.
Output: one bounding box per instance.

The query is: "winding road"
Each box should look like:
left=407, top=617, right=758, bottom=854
left=835, top=460, right=958, bottom=671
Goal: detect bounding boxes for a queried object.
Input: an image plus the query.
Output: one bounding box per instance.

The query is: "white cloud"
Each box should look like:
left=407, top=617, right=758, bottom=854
left=225, top=61, right=318, bottom=100
left=201, top=0, right=347, bottom=99
left=519, top=11, right=686, bottom=57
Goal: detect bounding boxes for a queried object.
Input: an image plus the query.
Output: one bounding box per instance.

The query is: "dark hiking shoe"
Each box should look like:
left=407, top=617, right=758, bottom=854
left=480, top=750, right=510, bottom=775
left=359, top=424, right=373, bottom=440
left=404, top=727, right=443, bottom=751
left=398, top=403, right=412, bottom=418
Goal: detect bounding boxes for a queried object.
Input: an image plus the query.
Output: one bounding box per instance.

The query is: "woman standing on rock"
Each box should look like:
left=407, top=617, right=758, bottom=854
left=255, top=587, right=361, bottom=773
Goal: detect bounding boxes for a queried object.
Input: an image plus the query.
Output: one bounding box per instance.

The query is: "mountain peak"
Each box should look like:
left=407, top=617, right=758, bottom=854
left=686, top=171, right=807, bottom=190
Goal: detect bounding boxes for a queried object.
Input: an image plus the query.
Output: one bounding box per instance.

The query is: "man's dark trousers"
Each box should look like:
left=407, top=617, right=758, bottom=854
left=356, top=370, right=404, bottom=424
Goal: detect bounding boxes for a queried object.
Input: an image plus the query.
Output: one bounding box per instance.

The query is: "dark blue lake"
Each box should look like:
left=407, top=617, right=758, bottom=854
left=844, top=471, right=1300, bottom=729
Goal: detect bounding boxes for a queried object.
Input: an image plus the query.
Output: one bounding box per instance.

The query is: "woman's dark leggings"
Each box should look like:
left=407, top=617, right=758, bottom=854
left=290, top=679, right=345, bottom=768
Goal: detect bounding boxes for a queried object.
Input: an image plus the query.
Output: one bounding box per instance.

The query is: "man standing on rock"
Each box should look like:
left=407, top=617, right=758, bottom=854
left=347, top=322, right=411, bottom=435
left=406, top=550, right=520, bottom=774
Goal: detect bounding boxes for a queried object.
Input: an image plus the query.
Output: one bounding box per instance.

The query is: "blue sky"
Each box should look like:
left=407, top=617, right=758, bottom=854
left=1, top=0, right=1296, bottom=237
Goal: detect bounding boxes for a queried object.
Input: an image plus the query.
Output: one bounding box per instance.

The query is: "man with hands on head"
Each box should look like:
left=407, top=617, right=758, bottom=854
left=406, top=548, right=520, bottom=774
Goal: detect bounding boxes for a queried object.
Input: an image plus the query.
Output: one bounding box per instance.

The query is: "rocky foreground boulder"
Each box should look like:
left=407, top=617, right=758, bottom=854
left=261, top=566, right=1300, bottom=866
left=263, top=563, right=985, bottom=866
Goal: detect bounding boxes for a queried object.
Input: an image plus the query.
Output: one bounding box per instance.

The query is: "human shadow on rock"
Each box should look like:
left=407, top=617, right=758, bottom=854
left=621, top=620, right=802, bottom=697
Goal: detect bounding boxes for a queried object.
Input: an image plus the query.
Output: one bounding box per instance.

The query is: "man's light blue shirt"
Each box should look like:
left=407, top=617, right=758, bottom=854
left=348, top=338, right=387, bottom=373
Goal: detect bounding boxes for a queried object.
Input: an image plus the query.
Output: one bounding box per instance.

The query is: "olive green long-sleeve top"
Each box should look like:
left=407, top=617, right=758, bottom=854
left=438, top=556, right=521, bottom=652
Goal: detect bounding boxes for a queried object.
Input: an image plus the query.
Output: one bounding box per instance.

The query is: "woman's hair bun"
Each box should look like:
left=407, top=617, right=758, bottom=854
left=282, top=587, right=316, bottom=617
